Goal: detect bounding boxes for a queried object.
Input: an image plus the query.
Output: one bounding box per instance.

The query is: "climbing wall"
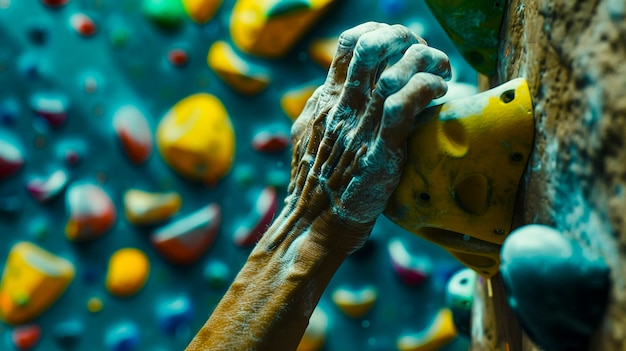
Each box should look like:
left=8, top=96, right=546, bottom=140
left=470, top=0, right=626, bottom=350
left=0, top=0, right=480, bottom=350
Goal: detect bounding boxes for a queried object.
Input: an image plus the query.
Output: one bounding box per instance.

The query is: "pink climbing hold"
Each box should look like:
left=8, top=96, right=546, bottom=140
left=151, top=204, right=221, bottom=265
left=65, top=183, right=117, bottom=241
left=70, top=13, right=97, bottom=37
left=168, top=48, right=189, bottom=67
left=30, top=92, right=69, bottom=128
left=113, top=105, right=153, bottom=164
left=41, top=0, right=69, bottom=7
left=0, top=139, right=23, bottom=180
left=233, top=186, right=278, bottom=247
left=252, top=130, right=290, bottom=153
left=26, top=169, right=69, bottom=202
left=12, top=324, right=42, bottom=350
left=388, top=238, right=433, bottom=286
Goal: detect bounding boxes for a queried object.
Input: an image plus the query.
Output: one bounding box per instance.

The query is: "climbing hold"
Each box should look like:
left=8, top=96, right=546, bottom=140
left=155, top=294, right=194, bottom=334
left=424, top=0, right=504, bottom=76
left=123, top=189, right=182, bottom=226
left=12, top=324, right=42, bottom=350
left=30, top=92, right=70, bottom=127
left=81, top=72, right=101, bottom=94
left=233, top=186, right=278, bottom=247
left=142, top=0, right=186, bottom=28
left=388, top=238, right=432, bottom=286
left=0, top=242, right=75, bottom=325
left=28, top=217, right=50, bottom=241
left=297, top=307, right=328, bottom=351
left=182, top=0, right=222, bottom=23
left=105, top=321, right=140, bottom=351
left=265, top=168, right=290, bottom=190
left=167, top=48, right=189, bottom=67
left=27, top=24, right=48, bottom=45
left=106, top=248, right=150, bottom=297
left=280, top=82, right=319, bottom=120
left=151, top=204, right=221, bottom=265
left=207, top=41, right=271, bottom=95
left=0, top=98, right=20, bottom=125
left=41, top=0, right=69, bottom=7
left=113, top=105, right=153, bottom=164
left=308, top=37, right=337, bottom=69
left=156, top=93, right=235, bottom=185
left=379, top=0, right=406, bottom=16
left=65, top=183, right=117, bottom=241
left=331, top=285, right=378, bottom=318
left=252, top=129, right=290, bottom=153
left=230, top=0, right=337, bottom=57
left=53, top=319, right=84, bottom=348
left=232, top=163, right=255, bottom=186
left=17, top=52, right=49, bottom=81
left=69, top=13, right=97, bottom=37
left=445, top=268, right=476, bottom=338
left=86, top=296, right=104, bottom=313
left=203, top=260, right=230, bottom=288
left=384, top=78, right=534, bottom=277
left=26, top=169, right=69, bottom=202
left=500, top=224, right=611, bottom=351
left=109, top=23, right=130, bottom=49
left=397, top=308, right=457, bottom=351
left=0, top=138, right=24, bottom=180
left=55, top=139, right=86, bottom=166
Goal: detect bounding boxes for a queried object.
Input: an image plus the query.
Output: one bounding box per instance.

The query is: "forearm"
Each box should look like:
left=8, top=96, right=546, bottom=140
left=185, top=22, right=451, bottom=351
left=185, top=205, right=350, bottom=351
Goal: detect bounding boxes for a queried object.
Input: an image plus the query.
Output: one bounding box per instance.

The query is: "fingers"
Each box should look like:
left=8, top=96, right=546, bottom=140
left=379, top=72, right=448, bottom=150
left=326, top=22, right=390, bottom=89
left=349, top=44, right=450, bottom=150
left=341, top=24, right=426, bottom=104
left=288, top=23, right=451, bottom=212
left=372, top=44, right=451, bottom=99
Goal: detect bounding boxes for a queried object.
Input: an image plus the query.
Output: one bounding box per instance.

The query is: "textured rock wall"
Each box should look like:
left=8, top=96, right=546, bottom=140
left=472, top=0, right=626, bottom=350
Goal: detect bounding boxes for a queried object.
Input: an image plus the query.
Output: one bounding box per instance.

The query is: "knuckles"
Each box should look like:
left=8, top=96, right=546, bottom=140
left=337, top=22, right=385, bottom=47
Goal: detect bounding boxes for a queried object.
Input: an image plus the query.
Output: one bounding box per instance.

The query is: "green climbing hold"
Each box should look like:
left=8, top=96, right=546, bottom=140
left=142, top=0, right=187, bottom=28
left=425, top=0, right=505, bottom=76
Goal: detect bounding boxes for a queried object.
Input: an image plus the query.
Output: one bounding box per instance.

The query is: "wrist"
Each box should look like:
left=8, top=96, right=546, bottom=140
left=262, top=200, right=374, bottom=257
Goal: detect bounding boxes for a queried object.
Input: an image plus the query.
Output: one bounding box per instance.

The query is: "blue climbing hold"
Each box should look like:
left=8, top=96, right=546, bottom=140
left=500, top=224, right=611, bottom=351
left=105, top=321, right=141, bottom=351
left=203, top=260, right=231, bottom=289
left=155, top=294, right=194, bottom=334
left=0, top=98, right=20, bottom=125
left=53, top=319, right=84, bottom=348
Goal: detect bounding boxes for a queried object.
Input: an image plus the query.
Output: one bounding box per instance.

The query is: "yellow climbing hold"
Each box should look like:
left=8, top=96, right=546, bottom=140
left=309, top=37, right=338, bottom=69
left=123, top=189, right=182, bottom=226
left=297, top=307, right=328, bottom=351
left=207, top=41, right=271, bottom=95
left=384, top=78, right=534, bottom=278
left=106, top=248, right=150, bottom=297
left=0, top=242, right=75, bottom=325
left=397, top=308, right=457, bottom=351
left=156, top=93, right=235, bottom=185
left=230, top=0, right=337, bottom=57
left=86, top=296, right=104, bottom=313
left=331, top=285, right=378, bottom=318
left=280, top=82, right=319, bottom=121
left=182, top=0, right=222, bottom=23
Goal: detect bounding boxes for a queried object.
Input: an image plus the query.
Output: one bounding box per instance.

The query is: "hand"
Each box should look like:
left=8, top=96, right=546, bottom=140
left=286, top=22, right=451, bottom=254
